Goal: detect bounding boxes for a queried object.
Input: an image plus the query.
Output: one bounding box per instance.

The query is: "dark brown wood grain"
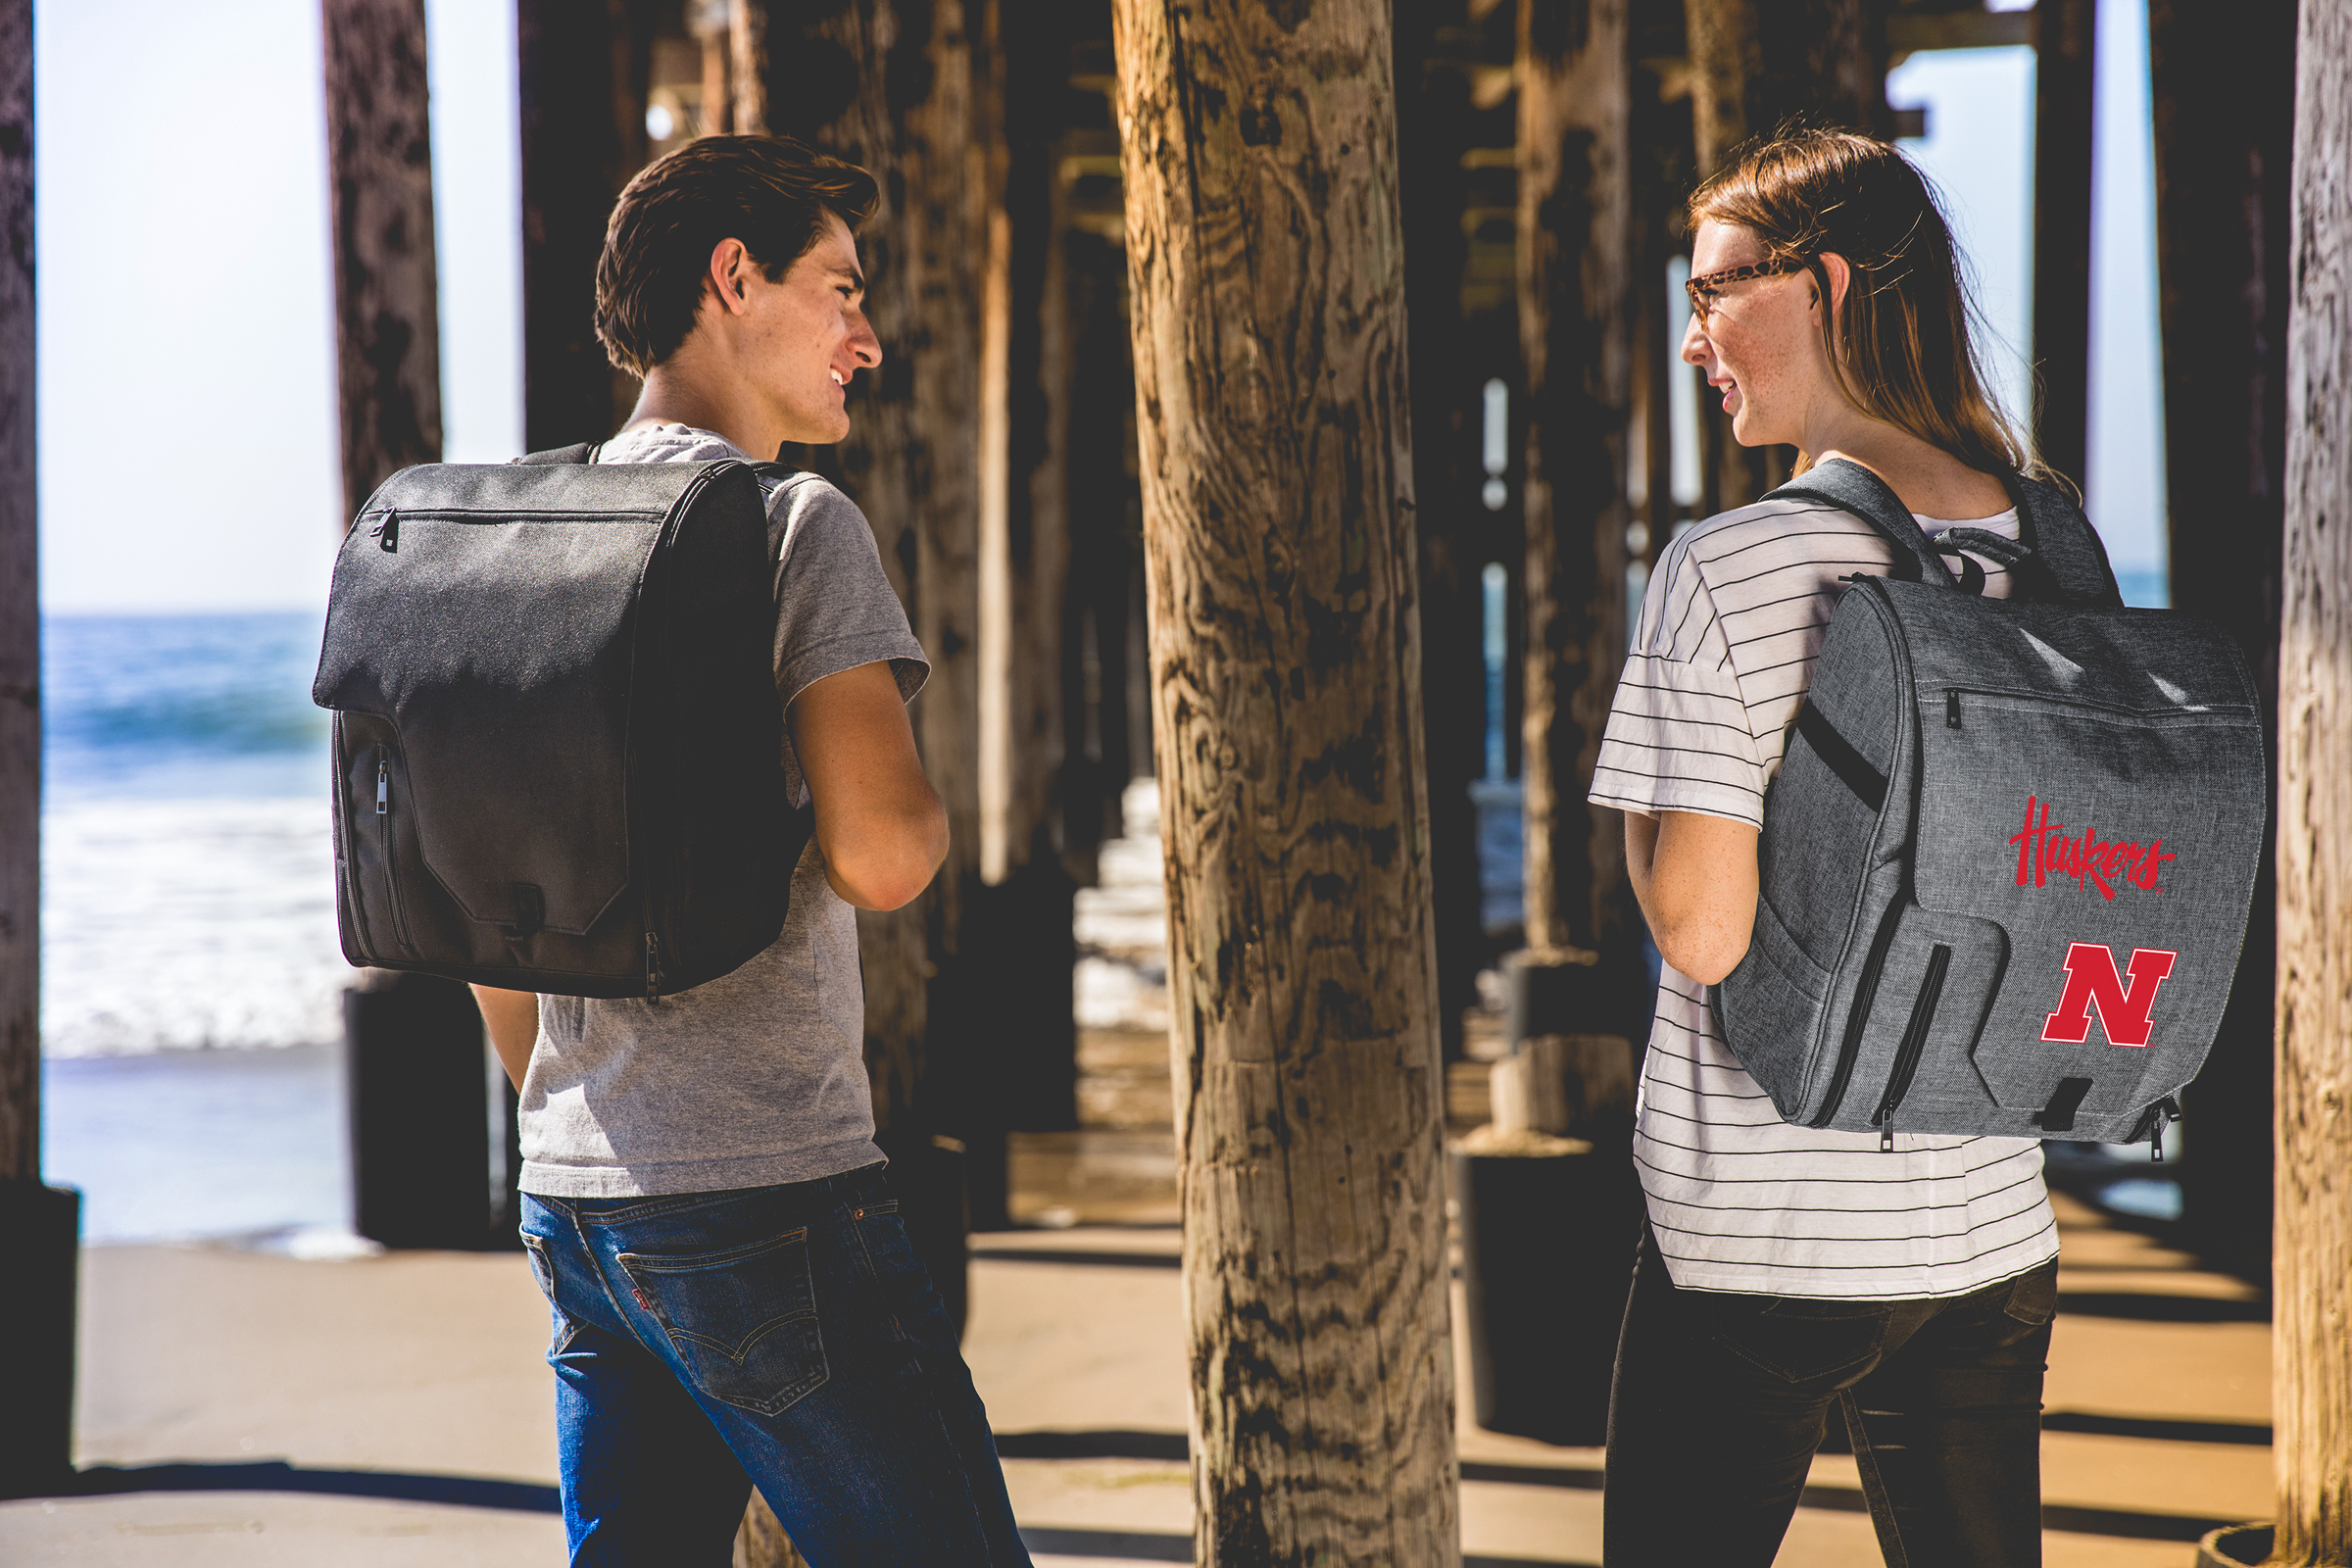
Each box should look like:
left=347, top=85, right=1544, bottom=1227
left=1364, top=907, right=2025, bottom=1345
left=2147, top=0, right=2295, bottom=1290
left=1680, top=0, right=1886, bottom=511
left=741, top=0, right=984, bottom=1160
left=2275, top=6, right=2352, bottom=1556
left=321, top=0, right=442, bottom=515
left=1112, top=2, right=1459, bottom=1559
left=1518, top=0, right=1635, bottom=962
left=517, top=0, right=656, bottom=451
left=0, top=0, right=35, bottom=1189
left=2030, top=0, right=2094, bottom=493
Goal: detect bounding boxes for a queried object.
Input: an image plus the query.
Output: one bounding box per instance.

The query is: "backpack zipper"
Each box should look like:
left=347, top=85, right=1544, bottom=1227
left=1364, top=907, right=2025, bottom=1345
left=1809, top=898, right=1907, bottom=1127
left=1871, top=943, right=1951, bottom=1150
left=2146, top=1095, right=2180, bottom=1162
left=375, top=750, right=415, bottom=954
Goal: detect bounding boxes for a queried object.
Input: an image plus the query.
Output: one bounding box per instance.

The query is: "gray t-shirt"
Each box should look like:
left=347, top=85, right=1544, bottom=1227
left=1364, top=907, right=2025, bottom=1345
left=516, top=423, right=928, bottom=1198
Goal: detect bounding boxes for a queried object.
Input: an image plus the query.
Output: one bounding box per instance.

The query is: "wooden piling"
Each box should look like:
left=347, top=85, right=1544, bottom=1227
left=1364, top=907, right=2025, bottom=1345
left=321, top=0, right=442, bottom=516
left=1112, top=1, right=1459, bottom=1558
left=1517, top=0, right=1638, bottom=972
left=2147, top=0, right=2296, bottom=1285
left=2029, top=0, right=2094, bottom=491
left=2274, top=5, right=2352, bottom=1556
left=0, top=0, right=34, bottom=1201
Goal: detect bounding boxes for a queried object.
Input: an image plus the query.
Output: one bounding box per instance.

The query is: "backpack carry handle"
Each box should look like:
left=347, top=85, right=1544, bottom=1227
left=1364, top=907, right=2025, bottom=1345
left=1770, top=458, right=2123, bottom=608
left=1771, top=459, right=1962, bottom=588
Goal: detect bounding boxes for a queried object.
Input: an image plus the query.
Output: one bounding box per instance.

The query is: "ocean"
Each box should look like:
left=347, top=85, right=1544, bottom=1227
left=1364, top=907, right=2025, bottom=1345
left=39, top=612, right=354, bottom=1246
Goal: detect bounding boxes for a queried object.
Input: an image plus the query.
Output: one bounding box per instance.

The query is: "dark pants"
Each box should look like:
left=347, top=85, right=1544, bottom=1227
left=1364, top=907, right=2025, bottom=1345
left=1604, top=1226, right=2056, bottom=1567
left=518, top=1163, right=1030, bottom=1568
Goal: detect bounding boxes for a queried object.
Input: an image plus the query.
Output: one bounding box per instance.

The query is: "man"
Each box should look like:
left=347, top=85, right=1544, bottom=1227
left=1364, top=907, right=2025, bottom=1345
left=472, top=134, right=1031, bottom=1567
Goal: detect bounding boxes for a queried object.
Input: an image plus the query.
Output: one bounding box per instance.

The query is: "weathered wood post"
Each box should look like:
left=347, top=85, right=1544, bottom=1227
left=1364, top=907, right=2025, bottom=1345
left=2148, top=0, right=2296, bottom=1285
left=737, top=0, right=986, bottom=1250
left=2272, top=5, right=2352, bottom=1559
left=970, top=0, right=1080, bottom=1138
left=1112, top=3, right=1459, bottom=1560
left=2030, top=0, right=2095, bottom=491
left=731, top=10, right=984, bottom=1555
left=1517, top=0, right=1636, bottom=984
left=1680, top=0, right=1889, bottom=510
left=518, top=0, right=651, bottom=451
left=323, top=0, right=504, bottom=1253
left=0, top=0, right=80, bottom=1501
left=323, top=0, right=442, bottom=513
left=1395, top=0, right=1491, bottom=1062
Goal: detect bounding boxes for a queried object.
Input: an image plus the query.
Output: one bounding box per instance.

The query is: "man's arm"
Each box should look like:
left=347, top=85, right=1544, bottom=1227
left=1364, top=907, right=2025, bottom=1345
left=790, top=661, right=949, bottom=910
left=473, top=985, right=539, bottom=1091
left=1624, top=808, right=1761, bottom=985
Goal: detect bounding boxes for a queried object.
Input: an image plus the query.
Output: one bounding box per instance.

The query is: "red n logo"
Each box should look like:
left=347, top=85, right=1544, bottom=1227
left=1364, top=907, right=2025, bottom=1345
left=2041, top=943, right=2179, bottom=1048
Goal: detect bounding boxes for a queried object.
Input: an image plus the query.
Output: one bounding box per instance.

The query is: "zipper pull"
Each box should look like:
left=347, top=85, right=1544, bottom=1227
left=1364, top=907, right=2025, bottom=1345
left=375, top=761, right=389, bottom=814
left=376, top=510, right=399, bottom=553
left=1945, top=691, right=1962, bottom=728
left=2150, top=1096, right=2180, bottom=1163
left=646, top=933, right=663, bottom=1004
left=1881, top=1122, right=1894, bottom=1152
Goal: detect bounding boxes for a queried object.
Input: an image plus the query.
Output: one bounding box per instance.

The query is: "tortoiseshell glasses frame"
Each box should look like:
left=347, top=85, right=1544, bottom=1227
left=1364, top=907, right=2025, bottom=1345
left=1684, top=259, right=1808, bottom=321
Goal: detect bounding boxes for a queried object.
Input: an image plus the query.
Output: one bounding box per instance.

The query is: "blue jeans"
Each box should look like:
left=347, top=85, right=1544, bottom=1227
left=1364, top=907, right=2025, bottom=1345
left=518, top=1164, right=1031, bottom=1567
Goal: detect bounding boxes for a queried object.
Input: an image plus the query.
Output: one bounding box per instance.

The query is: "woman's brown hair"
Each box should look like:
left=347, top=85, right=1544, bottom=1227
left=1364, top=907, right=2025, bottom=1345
left=1687, top=129, right=2042, bottom=481
left=596, top=135, right=880, bottom=378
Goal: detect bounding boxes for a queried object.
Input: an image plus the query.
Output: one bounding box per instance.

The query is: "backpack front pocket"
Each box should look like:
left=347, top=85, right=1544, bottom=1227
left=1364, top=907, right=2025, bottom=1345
left=1820, top=904, right=2008, bottom=1136
left=335, top=713, right=422, bottom=961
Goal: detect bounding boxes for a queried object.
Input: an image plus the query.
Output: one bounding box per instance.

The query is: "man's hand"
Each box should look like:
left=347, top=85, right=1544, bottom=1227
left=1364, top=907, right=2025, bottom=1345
left=473, top=985, right=540, bottom=1091
left=1624, top=809, right=1761, bottom=986
left=790, top=661, right=949, bottom=910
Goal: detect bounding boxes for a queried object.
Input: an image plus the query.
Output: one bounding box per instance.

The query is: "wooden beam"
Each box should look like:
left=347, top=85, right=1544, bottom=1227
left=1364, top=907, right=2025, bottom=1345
left=517, top=0, right=652, bottom=451
left=1680, top=0, right=1888, bottom=509
left=1113, top=2, right=1458, bottom=1559
left=2148, top=0, right=2294, bottom=1284
left=737, top=0, right=988, bottom=1211
left=1519, top=0, right=1636, bottom=965
left=2276, top=2, right=2352, bottom=1555
left=321, top=0, right=442, bottom=515
left=1396, top=0, right=1491, bottom=1060
left=2030, top=0, right=2094, bottom=491
left=0, top=0, right=34, bottom=1192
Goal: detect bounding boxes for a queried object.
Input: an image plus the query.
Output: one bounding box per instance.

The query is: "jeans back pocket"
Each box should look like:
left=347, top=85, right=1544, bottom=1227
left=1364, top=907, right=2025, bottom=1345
left=617, top=1229, right=828, bottom=1415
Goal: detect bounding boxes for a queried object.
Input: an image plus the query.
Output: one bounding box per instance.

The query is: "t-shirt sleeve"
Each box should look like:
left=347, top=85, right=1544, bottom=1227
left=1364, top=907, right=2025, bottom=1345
left=1589, top=536, right=1768, bottom=827
left=768, top=477, right=930, bottom=708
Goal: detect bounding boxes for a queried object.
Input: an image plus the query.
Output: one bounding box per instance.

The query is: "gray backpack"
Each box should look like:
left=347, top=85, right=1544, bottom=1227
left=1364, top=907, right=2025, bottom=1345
left=1712, top=460, right=2264, bottom=1152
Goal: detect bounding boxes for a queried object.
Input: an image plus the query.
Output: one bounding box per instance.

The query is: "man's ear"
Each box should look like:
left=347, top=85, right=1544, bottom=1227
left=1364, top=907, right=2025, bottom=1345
left=707, top=237, right=755, bottom=318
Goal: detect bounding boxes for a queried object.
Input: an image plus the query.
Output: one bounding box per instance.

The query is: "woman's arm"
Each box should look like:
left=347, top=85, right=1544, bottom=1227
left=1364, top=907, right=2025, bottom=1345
left=1624, top=809, right=1762, bottom=986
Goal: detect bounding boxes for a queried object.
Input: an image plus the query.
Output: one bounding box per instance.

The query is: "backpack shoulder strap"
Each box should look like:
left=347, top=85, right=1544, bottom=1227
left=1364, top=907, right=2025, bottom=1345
left=1992, top=470, right=2124, bottom=608
left=1768, top=458, right=1958, bottom=588
left=510, top=442, right=601, bottom=466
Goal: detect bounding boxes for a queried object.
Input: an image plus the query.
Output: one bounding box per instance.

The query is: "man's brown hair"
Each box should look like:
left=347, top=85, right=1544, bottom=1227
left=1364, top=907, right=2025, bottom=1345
left=596, top=134, right=880, bottom=377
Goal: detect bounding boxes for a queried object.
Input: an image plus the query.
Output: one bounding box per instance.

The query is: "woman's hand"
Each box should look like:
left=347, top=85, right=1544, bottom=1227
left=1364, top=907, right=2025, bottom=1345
left=1624, top=810, right=1761, bottom=985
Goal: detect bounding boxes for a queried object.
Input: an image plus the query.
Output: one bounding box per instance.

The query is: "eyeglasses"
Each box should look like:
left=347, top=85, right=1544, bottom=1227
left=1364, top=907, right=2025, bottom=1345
left=1685, top=259, right=1807, bottom=321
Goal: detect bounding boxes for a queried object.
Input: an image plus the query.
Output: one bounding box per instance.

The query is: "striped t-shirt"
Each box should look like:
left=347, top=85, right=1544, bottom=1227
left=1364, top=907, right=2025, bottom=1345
left=1591, top=492, right=2061, bottom=1299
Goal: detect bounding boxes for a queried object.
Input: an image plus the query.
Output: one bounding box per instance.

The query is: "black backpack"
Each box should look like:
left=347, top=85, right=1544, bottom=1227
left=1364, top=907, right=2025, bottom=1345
left=1711, top=460, right=2265, bottom=1151
left=313, top=445, right=811, bottom=1001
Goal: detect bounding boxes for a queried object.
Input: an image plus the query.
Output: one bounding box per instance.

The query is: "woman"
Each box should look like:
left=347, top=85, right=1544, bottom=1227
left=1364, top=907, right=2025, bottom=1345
left=1591, top=131, right=2068, bottom=1567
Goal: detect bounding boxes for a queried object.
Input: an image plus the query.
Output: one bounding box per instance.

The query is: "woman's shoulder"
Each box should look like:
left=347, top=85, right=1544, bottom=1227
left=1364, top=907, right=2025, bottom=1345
left=1656, top=492, right=1882, bottom=587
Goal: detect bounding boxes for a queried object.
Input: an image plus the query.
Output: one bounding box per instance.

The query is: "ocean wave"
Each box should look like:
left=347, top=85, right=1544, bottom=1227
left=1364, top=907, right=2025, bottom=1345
left=41, top=795, right=350, bottom=1056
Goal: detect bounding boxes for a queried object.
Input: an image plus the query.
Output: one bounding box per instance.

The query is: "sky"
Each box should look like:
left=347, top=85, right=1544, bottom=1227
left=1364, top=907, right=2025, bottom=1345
left=33, top=1, right=2169, bottom=614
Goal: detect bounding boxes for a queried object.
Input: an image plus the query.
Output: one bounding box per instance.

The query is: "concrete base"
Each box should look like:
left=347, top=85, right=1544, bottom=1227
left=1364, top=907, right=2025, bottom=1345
left=2196, top=1523, right=2272, bottom=1566
left=0, top=1180, right=79, bottom=1498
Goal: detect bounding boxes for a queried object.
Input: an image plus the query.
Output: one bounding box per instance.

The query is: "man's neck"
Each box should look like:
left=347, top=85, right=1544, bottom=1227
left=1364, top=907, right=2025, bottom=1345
left=622, top=357, right=776, bottom=460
